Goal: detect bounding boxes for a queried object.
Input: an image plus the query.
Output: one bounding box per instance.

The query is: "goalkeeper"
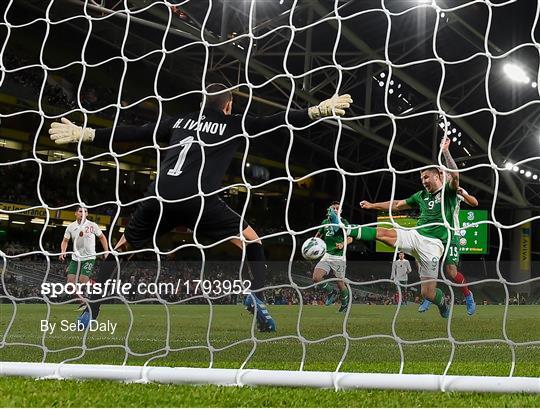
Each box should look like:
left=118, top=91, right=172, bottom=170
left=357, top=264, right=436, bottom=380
left=48, top=83, right=352, bottom=332
left=312, top=201, right=352, bottom=312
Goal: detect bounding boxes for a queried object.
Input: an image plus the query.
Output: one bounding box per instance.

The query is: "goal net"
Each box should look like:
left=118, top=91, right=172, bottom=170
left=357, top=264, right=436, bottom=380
left=1, top=0, right=539, bottom=393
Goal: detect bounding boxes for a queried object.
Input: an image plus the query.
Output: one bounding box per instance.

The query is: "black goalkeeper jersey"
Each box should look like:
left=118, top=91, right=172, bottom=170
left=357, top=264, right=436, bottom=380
left=94, top=107, right=311, bottom=200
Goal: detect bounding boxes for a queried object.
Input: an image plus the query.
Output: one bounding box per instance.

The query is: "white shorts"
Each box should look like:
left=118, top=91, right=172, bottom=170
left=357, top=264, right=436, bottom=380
left=396, top=229, right=444, bottom=279
left=315, top=255, right=346, bottom=279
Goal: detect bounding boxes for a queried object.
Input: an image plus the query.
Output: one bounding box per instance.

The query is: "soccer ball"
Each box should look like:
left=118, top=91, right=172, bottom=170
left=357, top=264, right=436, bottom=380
left=301, top=237, right=326, bottom=260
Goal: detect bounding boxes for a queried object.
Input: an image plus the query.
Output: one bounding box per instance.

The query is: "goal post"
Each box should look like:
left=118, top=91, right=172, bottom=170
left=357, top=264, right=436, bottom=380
left=0, top=362, right=539, bottom=393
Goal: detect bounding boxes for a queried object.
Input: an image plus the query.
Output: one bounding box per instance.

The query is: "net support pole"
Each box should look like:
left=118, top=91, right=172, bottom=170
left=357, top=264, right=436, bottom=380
left=1, top=362, right=539, bottom=393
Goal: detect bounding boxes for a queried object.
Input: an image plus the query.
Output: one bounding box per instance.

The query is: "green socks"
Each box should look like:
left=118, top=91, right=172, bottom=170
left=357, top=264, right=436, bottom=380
left=340, top=289, right=349, bottom=305
left=430, top=288, right=445, bottom=307
left=347, top=226, right=377, bottom=241
left=318, top=282, right=334, bottom=294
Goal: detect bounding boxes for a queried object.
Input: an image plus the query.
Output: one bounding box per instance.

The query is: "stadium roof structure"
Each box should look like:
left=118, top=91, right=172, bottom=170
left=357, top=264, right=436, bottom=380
left=4, top=0, right=540, bottom=213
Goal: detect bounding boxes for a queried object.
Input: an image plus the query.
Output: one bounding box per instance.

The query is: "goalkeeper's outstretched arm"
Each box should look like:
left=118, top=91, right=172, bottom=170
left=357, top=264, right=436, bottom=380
left=243, top=94, right=353, bottom=135
left=48, top=117, right=174, bottom=146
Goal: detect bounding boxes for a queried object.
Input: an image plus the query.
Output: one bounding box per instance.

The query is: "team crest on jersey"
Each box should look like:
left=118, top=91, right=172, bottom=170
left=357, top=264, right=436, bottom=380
left=79, top=231, right=84, bottom=237
left=434, top=192, right=441, bottom=203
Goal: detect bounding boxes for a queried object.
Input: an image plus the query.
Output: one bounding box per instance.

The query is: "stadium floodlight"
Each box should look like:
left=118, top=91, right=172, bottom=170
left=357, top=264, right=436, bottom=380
left=11, top=221, right=25, bottom=225
left=505, top=162, right=514, bottom=170
left=503, top=63, right=530, bottom=83
left=525, top=170, right=532, bottom=178
left=534, top=174, right=538, bottom=180
left=0, top=214, right=9, bottom=221
left=513, top=166, right=519, bottom=172
left=532, top=82, right=538, bottom=88
left=520, top=169, right=525, bottom=174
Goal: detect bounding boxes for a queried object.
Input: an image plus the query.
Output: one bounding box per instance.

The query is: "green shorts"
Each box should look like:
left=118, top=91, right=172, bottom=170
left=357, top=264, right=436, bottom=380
left=444, top=241, right=460, bottom=266
left=67, top=259, right=95, bottom=278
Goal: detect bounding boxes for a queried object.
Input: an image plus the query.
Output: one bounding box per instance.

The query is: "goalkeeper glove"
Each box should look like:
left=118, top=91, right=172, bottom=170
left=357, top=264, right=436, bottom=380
left=49, top=117, right=95, bottom=145
left=308, top=94, right=353, bottom=120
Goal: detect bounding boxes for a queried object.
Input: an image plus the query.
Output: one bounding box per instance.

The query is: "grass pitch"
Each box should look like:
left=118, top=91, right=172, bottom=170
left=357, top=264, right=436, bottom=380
left=1, top=302, right=539, bottom=407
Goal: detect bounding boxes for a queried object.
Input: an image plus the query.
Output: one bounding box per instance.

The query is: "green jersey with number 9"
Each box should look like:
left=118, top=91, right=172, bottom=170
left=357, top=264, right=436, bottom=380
left=404, top=182, right=458, bottom=244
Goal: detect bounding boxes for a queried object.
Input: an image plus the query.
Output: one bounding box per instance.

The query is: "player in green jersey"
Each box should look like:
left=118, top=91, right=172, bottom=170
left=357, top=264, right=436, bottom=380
left=312, top=201, right=353, bottom=312
left=347, top=138, right=459, bottom=318
left=418, top=183, right=478, bottom=315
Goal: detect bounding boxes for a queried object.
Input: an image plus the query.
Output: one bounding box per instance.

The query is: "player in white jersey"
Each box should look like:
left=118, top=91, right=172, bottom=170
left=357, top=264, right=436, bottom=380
left=60, top=206, right=109, bottom=307
left=391, top=251, right=412, bottom=305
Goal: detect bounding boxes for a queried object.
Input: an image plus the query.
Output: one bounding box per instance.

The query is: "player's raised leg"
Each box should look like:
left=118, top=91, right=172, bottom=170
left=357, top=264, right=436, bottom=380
left=347, top=226, right=449, bottom=318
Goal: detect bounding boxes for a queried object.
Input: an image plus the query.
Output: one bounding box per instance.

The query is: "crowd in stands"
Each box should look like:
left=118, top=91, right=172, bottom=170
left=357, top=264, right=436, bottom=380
left=0, top=161, right=146, bottom=215
left=3, top=52, right=153, bottom=123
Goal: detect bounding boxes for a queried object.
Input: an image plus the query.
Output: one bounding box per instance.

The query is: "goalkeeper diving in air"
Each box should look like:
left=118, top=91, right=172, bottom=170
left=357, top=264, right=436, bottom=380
left=48, top=83, right=352, bottom=332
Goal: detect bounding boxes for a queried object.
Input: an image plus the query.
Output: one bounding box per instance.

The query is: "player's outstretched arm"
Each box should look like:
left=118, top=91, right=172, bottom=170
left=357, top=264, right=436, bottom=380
left=441, top=137, right=459, bottom=190
left=49, top=117, right=174, bottom=147
left=360, top=199, right=411, bottom=212
left=243, top=94, right=353, bottom=134
left=307, top=94, right=353, bottom=120
left=49, top=118, right=95, bottom=144
left=457, top=187, right=479, bottom=207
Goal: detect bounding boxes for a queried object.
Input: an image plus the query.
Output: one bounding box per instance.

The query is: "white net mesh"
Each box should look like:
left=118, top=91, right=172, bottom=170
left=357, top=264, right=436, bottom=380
left=0, top=0, right=539, bottom=390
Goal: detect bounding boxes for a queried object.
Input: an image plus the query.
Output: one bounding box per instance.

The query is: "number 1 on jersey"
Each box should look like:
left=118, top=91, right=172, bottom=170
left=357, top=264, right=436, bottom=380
left=167, top=136, right=195, bottom=177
